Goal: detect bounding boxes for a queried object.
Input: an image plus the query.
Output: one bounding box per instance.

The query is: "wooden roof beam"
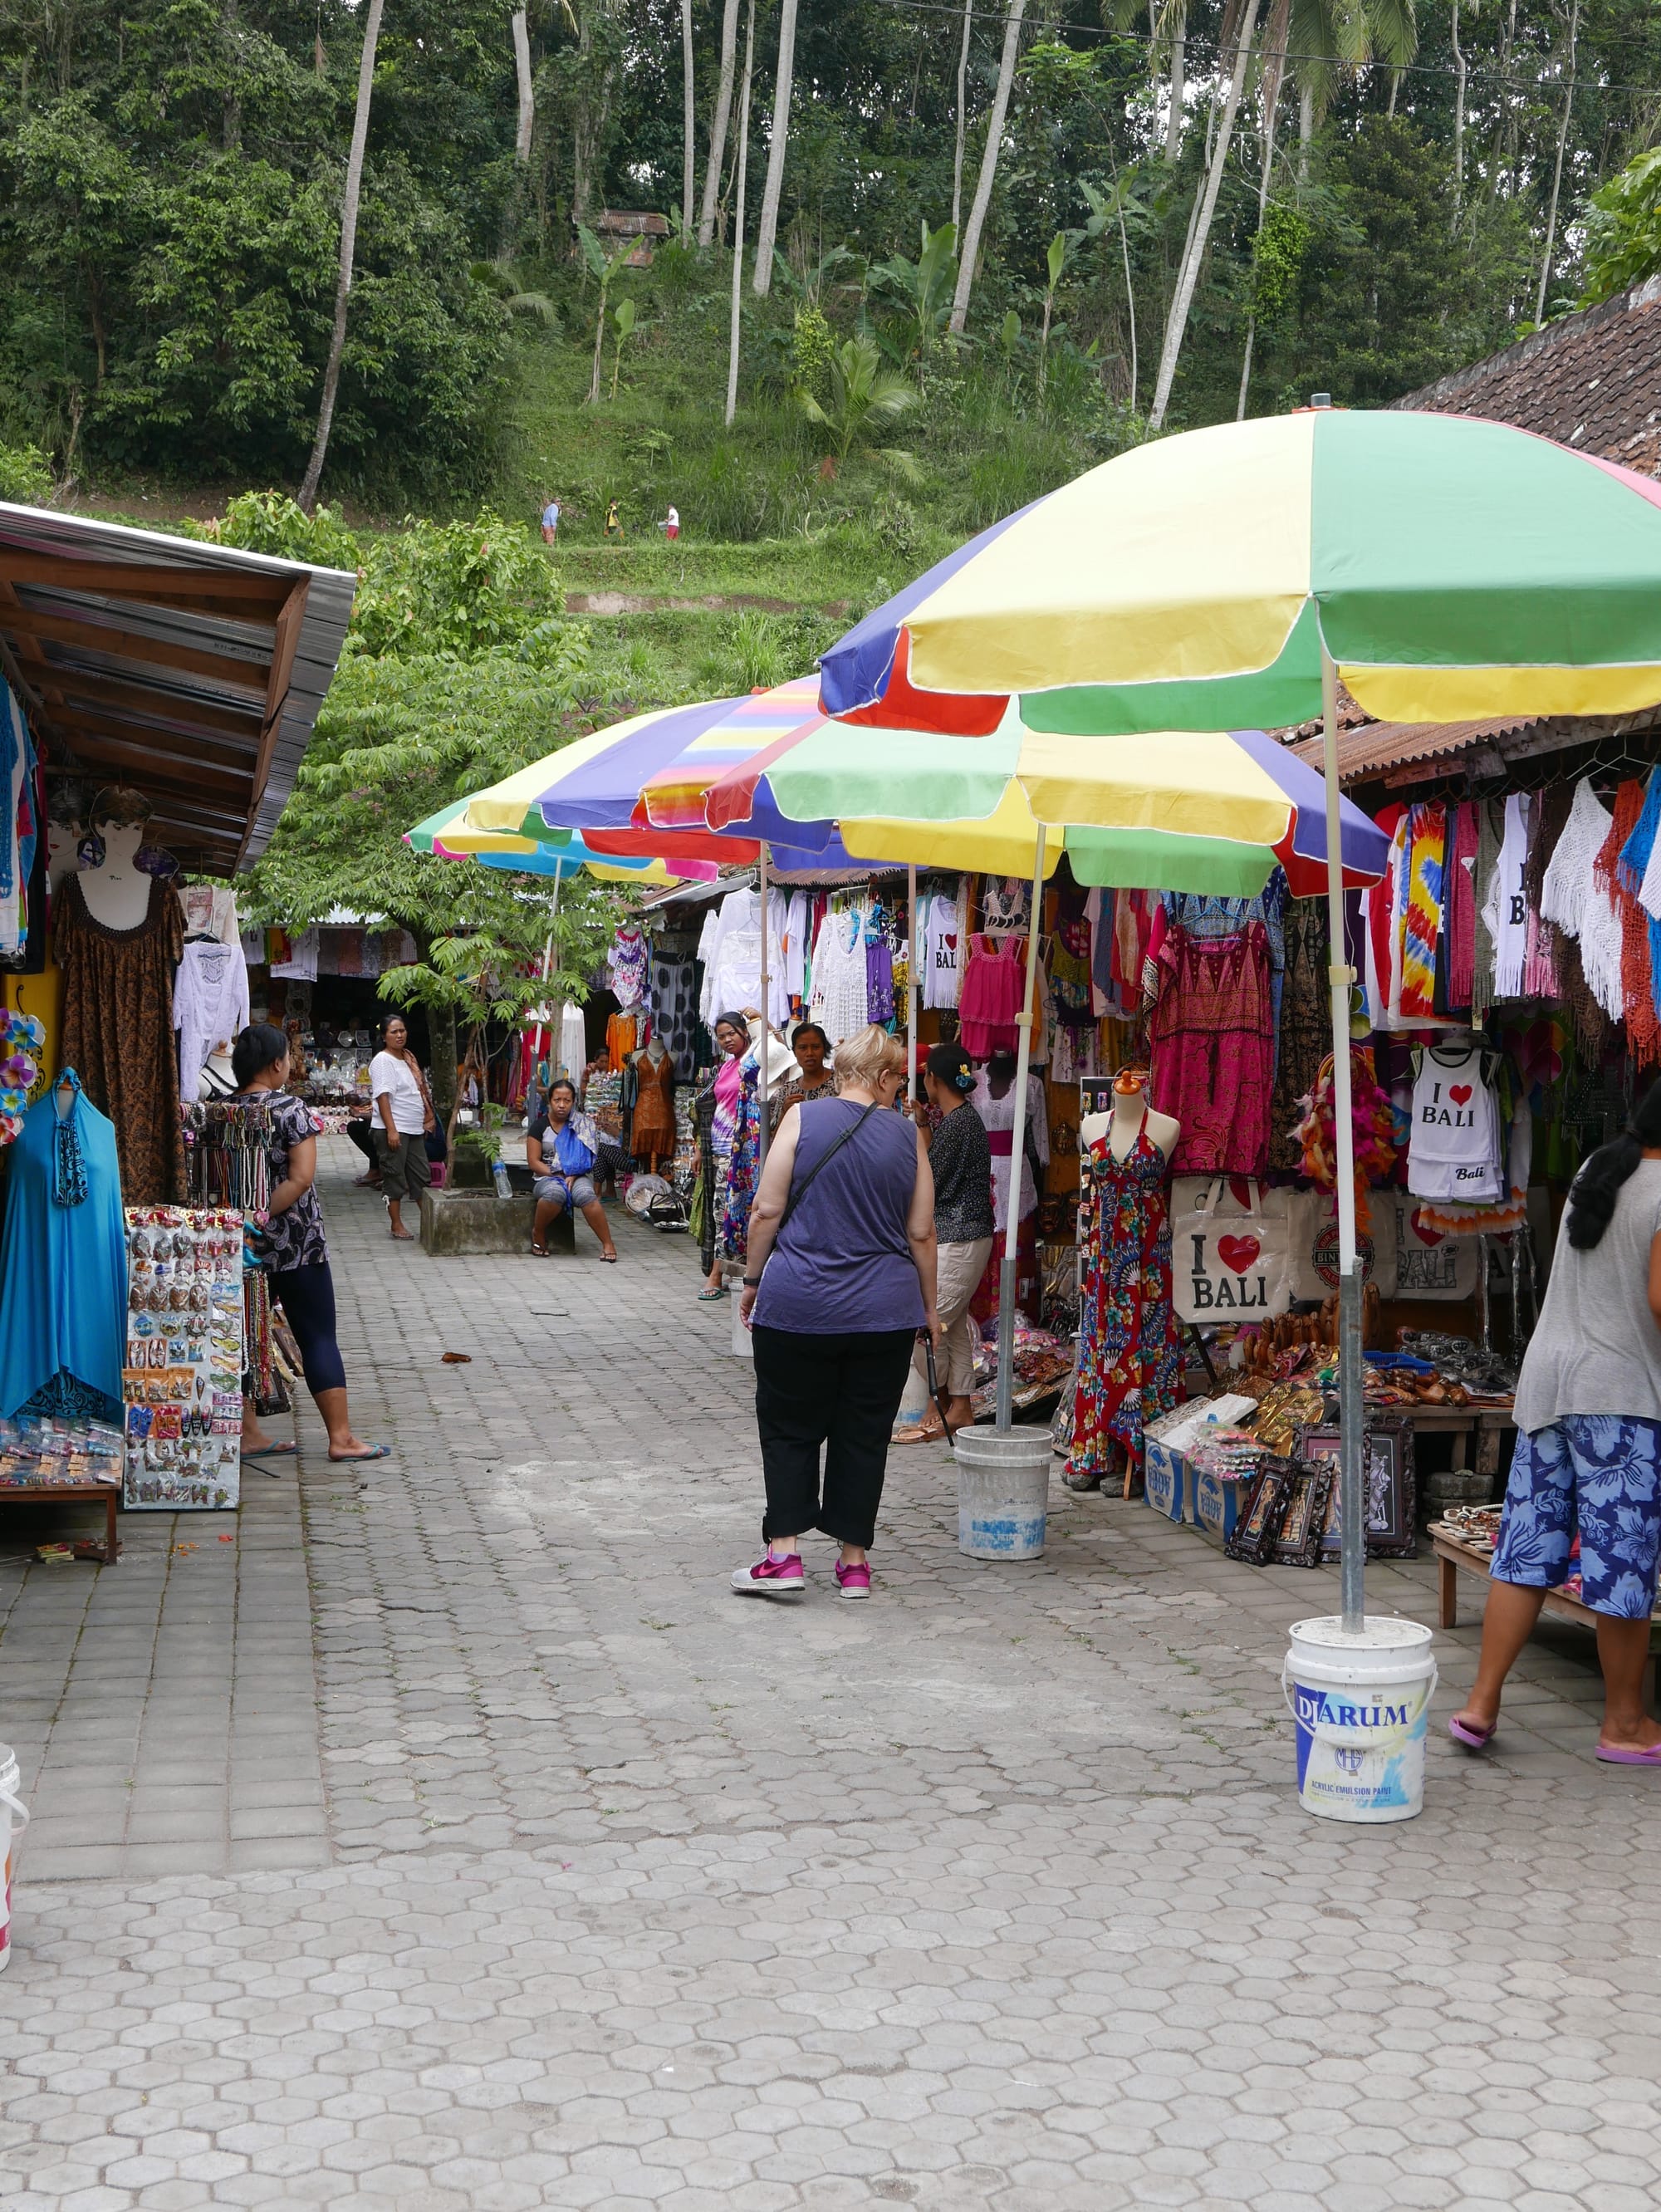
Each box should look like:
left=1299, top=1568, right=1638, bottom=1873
left=0, top=556, right=290, bottom=621
left=48, top=704, right=261, bottom=775
left=56, top=733, right=252, bottom=804
left=44, top=667, right=264, bottom=742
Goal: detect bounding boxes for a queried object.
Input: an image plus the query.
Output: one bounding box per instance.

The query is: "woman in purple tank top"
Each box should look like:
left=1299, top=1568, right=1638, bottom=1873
left=733, top=1027, right=942, bottom=1602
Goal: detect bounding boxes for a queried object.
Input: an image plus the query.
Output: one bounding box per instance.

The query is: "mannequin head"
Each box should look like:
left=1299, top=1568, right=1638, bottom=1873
left=84, top=787, right=153, bottom=878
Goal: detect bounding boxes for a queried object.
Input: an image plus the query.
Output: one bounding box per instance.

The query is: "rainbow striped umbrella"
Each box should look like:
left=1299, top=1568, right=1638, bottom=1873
left=404, top=799, right=715, bottom=884
left=820, top=410, right=1661, bottom=734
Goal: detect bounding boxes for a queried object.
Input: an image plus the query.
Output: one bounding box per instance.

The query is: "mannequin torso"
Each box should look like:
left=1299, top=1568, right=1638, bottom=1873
left=1081, top=1086, right=1180, bottom=1162
left=77, top=821, right=154, bottom=932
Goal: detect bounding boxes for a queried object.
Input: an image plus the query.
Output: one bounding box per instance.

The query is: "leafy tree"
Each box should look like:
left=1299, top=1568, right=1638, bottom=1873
left=1579, top=145, right=1661, bottom=307
left=869, top=221, right=958, bottom=386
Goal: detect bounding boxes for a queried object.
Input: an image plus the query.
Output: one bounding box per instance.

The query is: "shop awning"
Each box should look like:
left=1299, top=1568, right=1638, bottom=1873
left=0, top=502, right=356, bottom=874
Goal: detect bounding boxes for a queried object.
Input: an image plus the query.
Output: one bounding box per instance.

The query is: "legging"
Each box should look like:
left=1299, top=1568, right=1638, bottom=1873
left=271, top=1261, right=348, bottom=1397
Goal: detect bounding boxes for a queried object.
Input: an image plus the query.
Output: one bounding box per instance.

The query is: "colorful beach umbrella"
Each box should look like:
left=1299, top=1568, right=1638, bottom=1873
left=458, top=694, right=861, bottom=871
left=820, top=410, right=1661, bottom=735
left=404, top=799, right=714, bottom=885
left=707, top=701, right=1387, bottom=898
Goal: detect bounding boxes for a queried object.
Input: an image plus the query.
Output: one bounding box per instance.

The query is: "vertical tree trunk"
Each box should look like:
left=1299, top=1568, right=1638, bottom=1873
left=752, top=0, right=799, bottom=295
left=724, top=0, right=756, bottom=425
left=1450, top=0, right=1465, bottom=222
left=298, top=0, right=385, bottom=514
left=951, top=0, right=972, bottom=236
left=571, top=1, right=620, bottom=227
left=698, top=0, right=741, bottom=247
left=1165, top=17, right=1186, bottom=162
left=511, top=9, right=534, bottom=164
left=1534, top=0, right=1579, bottom=325
left=1149, top=0, right=1259, bottom=431
left=681, top=0, right=696, bottom=237
left=1298, top=81, right=1312, bottom=176
left=1116, top=188, right=1139, bottom=411
left=1237, top=0, right=1287, bottom=422
left=949, top=0, right=1026, bottom=336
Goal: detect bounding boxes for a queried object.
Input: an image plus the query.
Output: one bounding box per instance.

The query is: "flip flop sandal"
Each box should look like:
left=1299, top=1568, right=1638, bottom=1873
left=1448, top=1714, right=1497, bottom=1750
left=697, top=1287, right=727, bottom=1302
left=599, top=1250, right=619, bottom=1263
left=1595, top=1741, right=1661, bottom=1764
left=329, top=1442, right=393, bottom=1463
left=242, top=1440, right=298, bottom=1460
left=892, top=1424, right=946, bottom=1445
left=530, top=1241, right=548, bottom=1257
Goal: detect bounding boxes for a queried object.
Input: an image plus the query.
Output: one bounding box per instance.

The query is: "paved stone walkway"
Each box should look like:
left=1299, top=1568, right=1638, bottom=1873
left=4, top=1141, right=1661, bottom=2210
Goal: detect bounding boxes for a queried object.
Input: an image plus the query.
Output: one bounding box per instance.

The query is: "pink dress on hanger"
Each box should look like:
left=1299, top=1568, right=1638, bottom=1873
left=958, top=934, right=1024, bottom=1057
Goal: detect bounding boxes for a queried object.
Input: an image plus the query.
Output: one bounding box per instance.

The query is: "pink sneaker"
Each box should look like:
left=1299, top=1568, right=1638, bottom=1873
left=834, top=1558, right=871, bottom=1601
left=732, top=1550, right=805, bottom=1597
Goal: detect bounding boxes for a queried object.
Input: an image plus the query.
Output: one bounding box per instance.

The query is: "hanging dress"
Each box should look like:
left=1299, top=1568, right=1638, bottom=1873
left=958, top=934, right=1024, bottom=1057
left=0, top=1072, right=129, bottom=1422
left=56, top=874, right=187, bottom=1203
left=1148, top=921, right=1275, bottom=1176
left=1066, top=1126, right=1180, bottom=1485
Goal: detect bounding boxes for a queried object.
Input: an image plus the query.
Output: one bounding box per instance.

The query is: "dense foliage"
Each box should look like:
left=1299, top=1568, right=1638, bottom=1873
left=6, top=0, right=1661, bottom=506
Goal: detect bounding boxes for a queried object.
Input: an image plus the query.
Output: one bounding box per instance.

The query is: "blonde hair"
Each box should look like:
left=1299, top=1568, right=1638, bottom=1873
left=833, top=1024, right=907, bottom=1090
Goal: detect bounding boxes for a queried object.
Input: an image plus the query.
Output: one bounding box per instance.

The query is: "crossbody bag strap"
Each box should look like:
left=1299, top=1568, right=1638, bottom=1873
left=777, top=1104, right=879, bottom=1237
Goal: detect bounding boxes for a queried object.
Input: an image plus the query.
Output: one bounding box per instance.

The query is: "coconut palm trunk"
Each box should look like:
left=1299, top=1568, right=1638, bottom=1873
left=298, top=0, right=385, bottom=514
left=511, top=8, right=534, bottom=162
left=724, top=0, right=757, bottom=424
left=1534, top=0, right=1579, bottom=325
left=1149, top=0, right=1260, bottom=432
left=949, top=0, right=1026, bottom=336
left=681, top=0, right=696, bottom=237
left=752, top=0, right=797, bottom=294
left=951, top=1, right=972, bottom=235
left=698, top=0, right=741, bottom=246
left=1237, top=0, right=1289, bottom=420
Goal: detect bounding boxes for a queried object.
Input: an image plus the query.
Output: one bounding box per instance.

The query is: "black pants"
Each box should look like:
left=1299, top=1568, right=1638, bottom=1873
left=272, top=1262, right=348, bottom=1396
left=752, top=1325, right=917, bottom=1550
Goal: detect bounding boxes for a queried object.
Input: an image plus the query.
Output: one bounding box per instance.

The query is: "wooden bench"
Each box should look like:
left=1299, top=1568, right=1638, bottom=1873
left=1431, top=1525, right=1659, bottom=1711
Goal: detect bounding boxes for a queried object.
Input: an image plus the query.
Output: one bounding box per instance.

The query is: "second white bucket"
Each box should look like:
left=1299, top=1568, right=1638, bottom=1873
left=954, top=1428, right=1052, bottom=1560
left=1283, top=1616, right=1438, bottom=1823
left=0, top=1744, right=28, bottom=1971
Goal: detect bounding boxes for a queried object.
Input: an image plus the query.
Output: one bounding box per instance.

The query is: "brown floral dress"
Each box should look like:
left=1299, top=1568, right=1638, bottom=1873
left=56, top=874, right=186, bottom=1203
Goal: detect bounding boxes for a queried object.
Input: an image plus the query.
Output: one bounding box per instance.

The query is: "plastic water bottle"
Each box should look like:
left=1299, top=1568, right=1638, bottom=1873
left=491, top=1159, right=511, bottom=1201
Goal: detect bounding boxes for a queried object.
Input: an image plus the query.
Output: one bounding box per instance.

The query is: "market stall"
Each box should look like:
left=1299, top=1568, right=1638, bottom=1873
left=0, top=505, right=355, bottom=1548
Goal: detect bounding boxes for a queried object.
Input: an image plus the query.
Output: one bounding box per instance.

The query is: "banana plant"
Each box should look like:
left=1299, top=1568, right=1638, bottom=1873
left=610, top=297, right=637, bottom=400
left=576, top=222, right=637, bottom=405
left=1080, top=168, right=1150, bottom=414
left=868, top=220, right=958, bottom=387
left=1037, top=228, right=1082, bottom=401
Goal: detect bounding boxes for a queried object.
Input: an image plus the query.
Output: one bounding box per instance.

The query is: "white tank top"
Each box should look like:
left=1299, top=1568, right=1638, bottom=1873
left=1407, top=1039, right=1502, bottom=1202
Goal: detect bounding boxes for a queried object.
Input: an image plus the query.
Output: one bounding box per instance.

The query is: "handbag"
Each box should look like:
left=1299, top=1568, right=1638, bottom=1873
left=1169, top=1175, right=1294, bottom=1323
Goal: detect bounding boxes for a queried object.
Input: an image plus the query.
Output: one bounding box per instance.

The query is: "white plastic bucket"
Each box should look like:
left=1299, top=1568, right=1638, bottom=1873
left=0, top=1746, right=29, bottom=1971
left=1282, top=1616, right=1438, bottom=1824
left=730, top=1293, right=753, bottom=1361
left=954, top=1429, right=1051, bottom=1560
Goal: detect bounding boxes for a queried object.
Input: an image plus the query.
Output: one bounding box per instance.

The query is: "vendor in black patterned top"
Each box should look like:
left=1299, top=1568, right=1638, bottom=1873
left=232, top=1022, right=390, bottom=1466
left=897, top=1041, right=997, bottom=1443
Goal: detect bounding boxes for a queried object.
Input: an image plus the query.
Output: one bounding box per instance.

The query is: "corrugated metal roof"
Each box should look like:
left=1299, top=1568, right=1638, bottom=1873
left=1287, top=714, right=1539, bottom=785
left=0, top=502, right=355, bottom=875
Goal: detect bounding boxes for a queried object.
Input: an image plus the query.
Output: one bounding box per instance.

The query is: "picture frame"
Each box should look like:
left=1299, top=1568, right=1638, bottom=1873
left=1224, top=1456, right=1294, bottom=1565
left=1273, top=1461, right=1336, bottom=1569
left=1298, top=1415, right=1418, bottom=1560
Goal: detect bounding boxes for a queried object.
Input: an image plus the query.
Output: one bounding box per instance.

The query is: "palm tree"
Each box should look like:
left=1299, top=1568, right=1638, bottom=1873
left=698, top=0, right=741, bottom=247
left=724, top=0, right=757, bottom=424
left=752, top=0, right=798, bottom=294
left=951, top=1, right=973, bottom=235
left=298, top=0, right=385, bottom=513
left=681, top=0, right=696, bottom=238
left=1148, top=0, right=1260, bottom=431
left=950, top=0, right=1027, bottom=336
left=798, top=337, right=922, bottom=474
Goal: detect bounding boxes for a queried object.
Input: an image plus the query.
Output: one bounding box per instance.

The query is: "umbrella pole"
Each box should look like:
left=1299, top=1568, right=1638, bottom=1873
left=1320, top=644, right=1365, bottom=1634
left=996, top=826, right=1047, bottom=1432
left=757, top=841, right=770, bottom=1173
left=907, top=862, right=919, bottom=1101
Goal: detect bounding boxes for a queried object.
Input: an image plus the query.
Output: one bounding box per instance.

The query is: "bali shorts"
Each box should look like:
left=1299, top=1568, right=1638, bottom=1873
left=1490, top=1415, right=1661, bottom=1619
left=534, top=1173, right=598, bottom=1210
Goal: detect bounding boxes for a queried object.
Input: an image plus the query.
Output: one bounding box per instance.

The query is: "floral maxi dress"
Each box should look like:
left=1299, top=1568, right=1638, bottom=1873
left=1066, top=1126, right=1181, bottom=1484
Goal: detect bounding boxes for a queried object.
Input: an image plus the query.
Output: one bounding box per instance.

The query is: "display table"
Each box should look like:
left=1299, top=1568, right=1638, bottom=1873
left=1401, top=1399, right=1515, bottom=1479
left=1431, top=1524, right=1660, bottom=1711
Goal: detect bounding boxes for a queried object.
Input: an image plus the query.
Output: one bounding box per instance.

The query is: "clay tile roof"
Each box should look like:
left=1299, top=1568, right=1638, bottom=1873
left=1389, top=274, right=1661, bottom=473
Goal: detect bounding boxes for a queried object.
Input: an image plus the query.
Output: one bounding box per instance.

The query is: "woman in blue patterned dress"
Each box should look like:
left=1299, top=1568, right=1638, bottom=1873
left=1452, top=1084, right=1661, bottom=1763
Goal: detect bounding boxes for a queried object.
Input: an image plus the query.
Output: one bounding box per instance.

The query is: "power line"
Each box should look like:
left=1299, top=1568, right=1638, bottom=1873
left=860, top=0, right=1661, bottom=105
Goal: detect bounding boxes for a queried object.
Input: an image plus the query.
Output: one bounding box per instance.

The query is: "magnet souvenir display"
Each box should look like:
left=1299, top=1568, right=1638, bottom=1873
left=120, top=1207, right=244, bottom=1510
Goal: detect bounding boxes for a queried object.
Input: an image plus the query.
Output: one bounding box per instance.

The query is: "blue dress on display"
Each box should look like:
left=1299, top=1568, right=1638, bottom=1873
left=0, top=1072, right=128, bottom=1422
